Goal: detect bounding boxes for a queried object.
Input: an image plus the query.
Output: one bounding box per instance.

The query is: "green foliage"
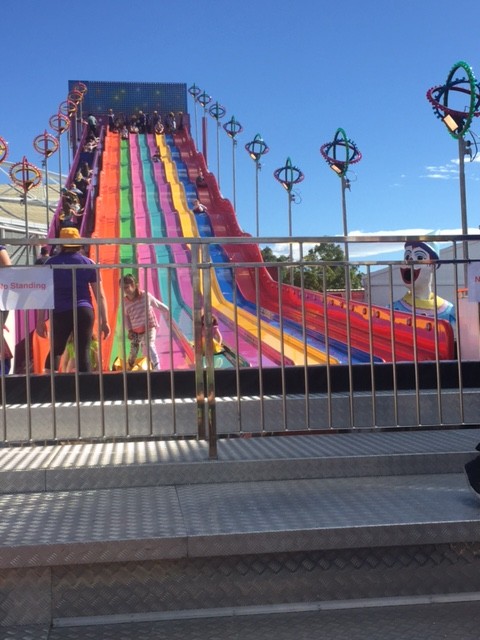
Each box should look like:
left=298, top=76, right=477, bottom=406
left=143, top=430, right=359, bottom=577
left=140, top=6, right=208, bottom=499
left=261, top=243, right=363, bottom=292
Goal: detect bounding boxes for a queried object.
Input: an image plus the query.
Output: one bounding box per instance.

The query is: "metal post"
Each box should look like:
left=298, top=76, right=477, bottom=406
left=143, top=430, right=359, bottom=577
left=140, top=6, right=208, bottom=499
left=232, top=139, right=237, bottom=211
left=255, top=161, right=260, bottom=237
left=288, top=191, right=293, bottom=284
left=458, top=136, right=469, bottom=285
left=191, top=244, right=205, bottom=440
left=341, top=175, right=349, bottom=262
left=44, top=156, right=50, bottom=231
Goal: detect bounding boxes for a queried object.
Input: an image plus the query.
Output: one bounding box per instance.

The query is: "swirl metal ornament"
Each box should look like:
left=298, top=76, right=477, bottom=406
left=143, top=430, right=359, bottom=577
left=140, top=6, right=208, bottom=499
left=10, top=157, right=42, bottom=192
left=426, top=60, right=480, bottom=139
left=320, top=128, right=362, bottom=177
left=58, top=99, right=78, bottom=118
left=33, top=131, right=59, bottom=158
left=0, top=136, right=8, bottom=165
left=49, top=112, right=70, bottom=135
left=223, top=116, right=243, bottom=140
left=273, top=157, right=304, bottom=192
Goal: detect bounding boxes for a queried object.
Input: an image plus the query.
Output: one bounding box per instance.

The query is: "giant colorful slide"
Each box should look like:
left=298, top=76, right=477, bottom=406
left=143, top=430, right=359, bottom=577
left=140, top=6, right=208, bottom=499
left=33, top=120, right=455, bottom=373
left=171, top=126, right=455, bottom=364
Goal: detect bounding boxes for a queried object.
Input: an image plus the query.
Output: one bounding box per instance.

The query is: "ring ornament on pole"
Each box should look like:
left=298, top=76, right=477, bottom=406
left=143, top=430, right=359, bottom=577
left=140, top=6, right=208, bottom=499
left=223, top=116, right=243, bottom=139
left=10, top=157, right=42, bottom=192
left=209, top=102, right=226, bottom=122
left=68, top=89, right=84, bottom=105
left=245, top=134, right=269, bottom=164
left=197, top=92, right=212, bottom=109
left=74, top=82, right=87, bottom=95
left=49, top=113, right=70, bottom=135
left=273, top=157, right=304, bottom=192
left=188, top=83, right=201, bottom=99
left=0, top=136, right=8, bottom=165
left=426, top=60, right=480, bottom=139
left=33, top=131, right=59, bottom=159
left=320, top=128, right=362, bottom=178
left=59, top=99, right=78, bottom=117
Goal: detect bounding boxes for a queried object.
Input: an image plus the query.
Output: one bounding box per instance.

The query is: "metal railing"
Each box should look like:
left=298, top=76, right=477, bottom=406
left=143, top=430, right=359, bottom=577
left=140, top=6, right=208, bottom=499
left=0, top=234, right=478, bottom=452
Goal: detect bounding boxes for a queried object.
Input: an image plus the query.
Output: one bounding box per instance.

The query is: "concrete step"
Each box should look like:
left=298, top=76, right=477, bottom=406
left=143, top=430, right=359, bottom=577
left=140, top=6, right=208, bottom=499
left=8, top=599, right=480, bottom=639
left=2, top=428, right=480, bottom=494
left=2, top=429, right=480, bottom=628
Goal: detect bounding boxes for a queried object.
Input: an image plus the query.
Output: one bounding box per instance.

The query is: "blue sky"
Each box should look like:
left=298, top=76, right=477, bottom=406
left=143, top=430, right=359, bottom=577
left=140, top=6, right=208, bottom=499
left=2, top=0, right=480, bottom=260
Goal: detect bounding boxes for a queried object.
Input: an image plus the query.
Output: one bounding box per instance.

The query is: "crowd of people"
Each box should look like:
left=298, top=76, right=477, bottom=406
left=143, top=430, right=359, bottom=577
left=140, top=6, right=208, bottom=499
left=107, top=108, right=184, bottom=139
left=58, top=161, right=92, bottom=229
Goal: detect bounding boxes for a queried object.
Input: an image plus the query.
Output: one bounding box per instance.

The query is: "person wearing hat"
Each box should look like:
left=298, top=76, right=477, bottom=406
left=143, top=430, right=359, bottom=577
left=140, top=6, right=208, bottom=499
left=392, top=240, right=455, bottom=328
left=36, top=227, right=110, bottom=372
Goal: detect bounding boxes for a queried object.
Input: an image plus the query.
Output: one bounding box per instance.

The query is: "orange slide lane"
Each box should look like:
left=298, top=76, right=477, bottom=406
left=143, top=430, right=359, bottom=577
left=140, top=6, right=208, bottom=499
left=91, top=132, right=121, bottom=369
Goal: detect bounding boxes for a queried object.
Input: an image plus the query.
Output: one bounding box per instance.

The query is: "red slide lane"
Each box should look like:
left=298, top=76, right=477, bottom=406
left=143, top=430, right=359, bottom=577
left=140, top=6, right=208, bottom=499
left=173, top=128, right=454, bottom=363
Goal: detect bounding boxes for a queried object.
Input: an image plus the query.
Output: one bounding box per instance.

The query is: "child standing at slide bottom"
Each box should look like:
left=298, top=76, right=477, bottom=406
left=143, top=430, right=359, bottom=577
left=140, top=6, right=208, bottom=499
left=122, top=274, right=169, bottom=370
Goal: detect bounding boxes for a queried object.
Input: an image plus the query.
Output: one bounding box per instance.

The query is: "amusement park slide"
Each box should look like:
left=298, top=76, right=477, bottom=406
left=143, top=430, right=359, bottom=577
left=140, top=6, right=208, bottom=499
left=154, top=133, right=333, bottom=367
left=172, top=126, right=455, bottom=363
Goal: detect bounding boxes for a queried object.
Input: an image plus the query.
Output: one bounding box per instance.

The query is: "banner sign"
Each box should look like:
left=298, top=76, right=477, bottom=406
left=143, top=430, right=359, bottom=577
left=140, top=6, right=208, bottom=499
left=0, top=267, right=54, bottom=310
left=468, top=262, right=480, bottom=302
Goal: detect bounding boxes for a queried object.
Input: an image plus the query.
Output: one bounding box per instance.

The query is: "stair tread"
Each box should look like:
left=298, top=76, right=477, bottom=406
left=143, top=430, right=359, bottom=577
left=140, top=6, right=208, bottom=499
left=6, top=600, right=480, bottom=639
left=1, top=471, right=479, bottom=568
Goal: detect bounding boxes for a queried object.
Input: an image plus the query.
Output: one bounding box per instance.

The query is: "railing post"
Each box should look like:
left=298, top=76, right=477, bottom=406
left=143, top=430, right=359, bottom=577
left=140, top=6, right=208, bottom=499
left=202, top=245, right=217, bottom=460
left=192, top=242, right=217, bottom=458
left=191, top=244, right=206, bottom=440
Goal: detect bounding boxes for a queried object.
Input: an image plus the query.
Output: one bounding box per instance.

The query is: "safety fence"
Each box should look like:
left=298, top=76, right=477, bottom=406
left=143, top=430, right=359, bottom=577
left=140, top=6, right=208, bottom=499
left=0, top=234, right=478, bottom=454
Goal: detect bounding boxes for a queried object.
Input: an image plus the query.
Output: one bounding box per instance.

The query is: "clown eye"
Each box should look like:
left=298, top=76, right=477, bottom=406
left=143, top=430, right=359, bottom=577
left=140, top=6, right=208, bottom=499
left=413, top=249, right=429, bottom=261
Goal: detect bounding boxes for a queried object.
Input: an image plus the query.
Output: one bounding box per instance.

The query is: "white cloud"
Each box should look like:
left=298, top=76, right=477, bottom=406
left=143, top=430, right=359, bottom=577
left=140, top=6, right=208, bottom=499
left=422, top=163, right=458, bottom=179
left=261, top=228, right=478, bottom=261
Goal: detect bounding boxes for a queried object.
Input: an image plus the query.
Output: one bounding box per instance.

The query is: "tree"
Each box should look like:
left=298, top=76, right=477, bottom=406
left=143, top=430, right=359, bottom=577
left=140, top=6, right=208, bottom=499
left=261, top=243, right=363, bottom=292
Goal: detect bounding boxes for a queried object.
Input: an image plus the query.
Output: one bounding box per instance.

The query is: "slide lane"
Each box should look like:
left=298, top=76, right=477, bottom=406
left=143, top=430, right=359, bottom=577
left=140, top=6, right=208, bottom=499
left=129, top=135, right=193, bottom=369
left=173, top=128, right=454, bottom=363
left=91, top=132, right=121, bottom=368
left=158, top=135, right=329, bottom=367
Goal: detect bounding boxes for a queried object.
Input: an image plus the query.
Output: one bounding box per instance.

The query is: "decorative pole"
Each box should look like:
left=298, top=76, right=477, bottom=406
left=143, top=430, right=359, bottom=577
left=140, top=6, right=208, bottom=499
left=196, top=92, right=212, bottom=163
left=49, top=113, right=70, bottom=193
left=9, top=157, right=42, bottom=264
left=273, top=157, right=304, bottom=283
left=426, top=60, right=480, bottom=268
left=188, top=84, right=202, bottom=149
left=59, top=98, right=78, bottom=161
left=245, top=134, right=269, bottom=236
left=223, top=115, right=243, bottom=212
left=320, top=128, right=362, bottom=262
left=67, top=88, right=83, bottom=155
left=33, top=131, right=59, bottom=231
left=208, top=101, right=226, bottom=189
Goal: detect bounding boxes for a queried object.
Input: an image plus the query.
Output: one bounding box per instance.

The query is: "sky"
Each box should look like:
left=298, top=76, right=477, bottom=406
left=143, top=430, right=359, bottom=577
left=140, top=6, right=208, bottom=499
left=2, top=0, right=480, bottom=261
